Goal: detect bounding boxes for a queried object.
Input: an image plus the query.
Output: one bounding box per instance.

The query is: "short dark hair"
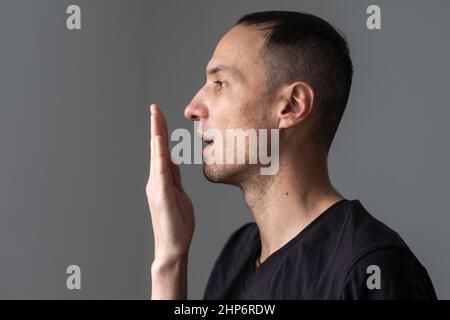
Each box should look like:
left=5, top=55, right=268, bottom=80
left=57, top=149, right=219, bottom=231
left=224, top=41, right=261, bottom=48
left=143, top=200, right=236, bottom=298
left=236, top=11, right=353, bottom=153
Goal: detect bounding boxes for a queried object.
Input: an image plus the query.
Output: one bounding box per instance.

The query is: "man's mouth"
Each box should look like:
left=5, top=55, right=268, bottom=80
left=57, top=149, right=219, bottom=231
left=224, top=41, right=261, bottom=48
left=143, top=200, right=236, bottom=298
left=202, top=137, right=214, bottom=150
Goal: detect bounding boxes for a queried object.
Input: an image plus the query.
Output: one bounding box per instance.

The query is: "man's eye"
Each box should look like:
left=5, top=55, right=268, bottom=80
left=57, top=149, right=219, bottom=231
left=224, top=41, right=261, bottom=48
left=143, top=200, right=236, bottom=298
left=214, top=80, right=227, bottom=91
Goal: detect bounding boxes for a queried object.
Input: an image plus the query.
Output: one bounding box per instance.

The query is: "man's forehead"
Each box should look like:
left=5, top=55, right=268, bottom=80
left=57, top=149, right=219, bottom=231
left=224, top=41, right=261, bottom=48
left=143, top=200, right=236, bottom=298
left=206, top=63, right=240, bottom=78
left=206, top=25, right=266, bottom=76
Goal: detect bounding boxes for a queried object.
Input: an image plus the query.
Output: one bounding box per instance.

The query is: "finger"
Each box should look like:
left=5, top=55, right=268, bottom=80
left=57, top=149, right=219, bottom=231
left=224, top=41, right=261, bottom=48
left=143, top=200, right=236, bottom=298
left=150, top=104, right=158, bottom=138
left=149, top=132, right=155, bottom=180
left=170, top=158, right=184, bottom=192
left=154, top=104, right=169, bottom=142
left=149, top=106, right=155, bottom=180
left=149, top=107, right=153, bottom=160
left=151, top=104, right=169, bottom=143
left=154, top=134, right=174, bottom=191
left=149, top=104, right=167, bottom=177
left=150, top=103, right=173, bottom=187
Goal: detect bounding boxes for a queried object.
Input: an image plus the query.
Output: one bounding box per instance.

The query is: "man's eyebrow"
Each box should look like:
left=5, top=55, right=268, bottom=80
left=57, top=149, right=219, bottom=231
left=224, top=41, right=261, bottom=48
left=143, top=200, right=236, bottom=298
left=206, top=64, right=243, bottom=80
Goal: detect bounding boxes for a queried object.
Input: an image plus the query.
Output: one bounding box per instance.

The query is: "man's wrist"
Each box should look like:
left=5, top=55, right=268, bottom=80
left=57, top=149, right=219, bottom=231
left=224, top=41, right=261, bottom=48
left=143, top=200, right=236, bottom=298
left=151, top=254, right=188, bottom=275
left=151, top=254, right=189, bottom=300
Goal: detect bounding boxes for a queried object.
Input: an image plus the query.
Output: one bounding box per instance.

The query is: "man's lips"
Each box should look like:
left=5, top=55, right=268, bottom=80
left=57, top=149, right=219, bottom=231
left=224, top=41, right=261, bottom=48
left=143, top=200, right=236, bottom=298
left=202, top=138, right=214, bottom=149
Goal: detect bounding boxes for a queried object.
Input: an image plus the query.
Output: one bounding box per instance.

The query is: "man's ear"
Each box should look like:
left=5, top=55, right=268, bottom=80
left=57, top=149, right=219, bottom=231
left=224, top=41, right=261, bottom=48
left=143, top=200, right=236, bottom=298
left=277, top=81, right=314, bottom=129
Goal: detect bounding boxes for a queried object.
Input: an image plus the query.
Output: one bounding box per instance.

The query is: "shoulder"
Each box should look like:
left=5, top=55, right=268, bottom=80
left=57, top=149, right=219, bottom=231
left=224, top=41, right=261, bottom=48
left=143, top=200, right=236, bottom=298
left=331, top=200, right=418, bottom=272
left=345, top=200, right=405, bottom=242
left=340, top=246, right=437, bottom=299
left=333, top=200, right=437, bottom=299
left=297, top=199, right=411, bottom=266
left=334, top=200, right=409, bottom=256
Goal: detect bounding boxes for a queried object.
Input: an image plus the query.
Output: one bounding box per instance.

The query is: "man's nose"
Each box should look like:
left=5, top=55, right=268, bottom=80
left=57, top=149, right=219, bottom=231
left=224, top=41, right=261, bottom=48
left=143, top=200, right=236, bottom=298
left=184, top=90, right=208, bottom=122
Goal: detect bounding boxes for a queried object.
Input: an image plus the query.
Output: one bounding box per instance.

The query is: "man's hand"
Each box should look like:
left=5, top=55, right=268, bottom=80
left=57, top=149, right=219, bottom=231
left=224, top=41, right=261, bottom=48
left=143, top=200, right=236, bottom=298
left=146, top=104, right=195, bottom=299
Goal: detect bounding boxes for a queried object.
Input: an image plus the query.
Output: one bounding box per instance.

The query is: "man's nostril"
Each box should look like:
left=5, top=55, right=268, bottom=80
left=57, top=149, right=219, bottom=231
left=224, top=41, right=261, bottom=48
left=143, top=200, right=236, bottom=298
left=184, top=108, right=194, bottom=121
left=184, top=100, right=208, bottom=122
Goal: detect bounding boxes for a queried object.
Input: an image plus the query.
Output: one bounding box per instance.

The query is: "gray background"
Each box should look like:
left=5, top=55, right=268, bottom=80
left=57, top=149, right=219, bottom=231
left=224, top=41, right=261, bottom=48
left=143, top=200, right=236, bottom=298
left=0, top=0, right=449, bottom=299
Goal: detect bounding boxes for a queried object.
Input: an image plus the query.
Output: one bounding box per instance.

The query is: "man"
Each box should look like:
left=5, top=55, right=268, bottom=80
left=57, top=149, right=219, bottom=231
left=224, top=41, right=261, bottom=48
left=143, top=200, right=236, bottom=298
left=147, top=11, right=437, bottom=299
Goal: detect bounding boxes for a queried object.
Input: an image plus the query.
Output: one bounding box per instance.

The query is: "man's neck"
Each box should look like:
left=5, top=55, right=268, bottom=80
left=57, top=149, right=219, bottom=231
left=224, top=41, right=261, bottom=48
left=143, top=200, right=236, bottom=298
left=241, top=148, right=343, bottom=264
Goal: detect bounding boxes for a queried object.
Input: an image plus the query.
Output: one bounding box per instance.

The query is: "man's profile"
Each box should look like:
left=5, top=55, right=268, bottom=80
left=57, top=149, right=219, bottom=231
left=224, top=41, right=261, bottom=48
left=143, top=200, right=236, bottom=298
left=146, top=11, right=437, bottom=300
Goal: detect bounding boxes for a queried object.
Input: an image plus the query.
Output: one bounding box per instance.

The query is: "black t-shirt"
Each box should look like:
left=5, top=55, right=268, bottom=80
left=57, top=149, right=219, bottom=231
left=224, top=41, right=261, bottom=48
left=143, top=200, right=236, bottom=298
left=203, top=199, right=437, bottom=300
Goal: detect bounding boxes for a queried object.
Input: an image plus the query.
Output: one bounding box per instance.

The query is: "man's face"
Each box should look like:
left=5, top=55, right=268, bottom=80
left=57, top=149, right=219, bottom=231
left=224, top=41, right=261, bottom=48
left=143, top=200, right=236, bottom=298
left=184, top=25, right=275, bottom=184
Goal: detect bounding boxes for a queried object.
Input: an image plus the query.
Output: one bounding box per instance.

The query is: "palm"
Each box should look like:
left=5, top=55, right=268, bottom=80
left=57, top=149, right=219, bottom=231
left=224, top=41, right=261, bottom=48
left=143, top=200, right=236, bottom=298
left=147, top=104, right=195, bottom=261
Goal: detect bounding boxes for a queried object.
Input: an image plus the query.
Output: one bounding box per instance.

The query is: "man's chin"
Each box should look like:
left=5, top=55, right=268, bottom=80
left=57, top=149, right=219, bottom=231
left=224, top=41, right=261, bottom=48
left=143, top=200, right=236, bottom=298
left=202, top=163, right=244, bottom=185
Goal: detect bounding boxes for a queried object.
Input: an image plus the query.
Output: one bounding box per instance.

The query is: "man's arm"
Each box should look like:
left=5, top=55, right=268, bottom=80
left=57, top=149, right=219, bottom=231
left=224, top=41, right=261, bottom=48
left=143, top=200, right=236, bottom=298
left=146, top=104, right=195, bottom=299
